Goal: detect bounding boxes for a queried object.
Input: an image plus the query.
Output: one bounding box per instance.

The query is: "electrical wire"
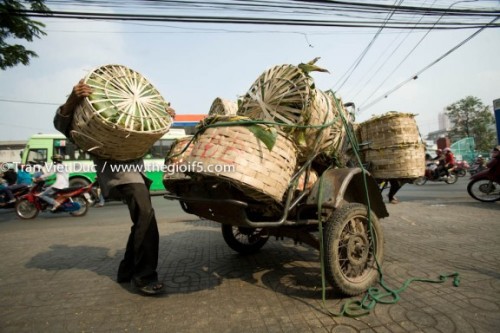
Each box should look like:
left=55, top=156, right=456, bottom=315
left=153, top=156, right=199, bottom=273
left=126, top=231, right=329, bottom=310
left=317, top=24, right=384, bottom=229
left=333, top=0, right=405, bottom=92
left=358, top=15, right=500, bottom=112
left=345, top=0, right=438, bottom=101
left=357, top=0, right=483, bottom=110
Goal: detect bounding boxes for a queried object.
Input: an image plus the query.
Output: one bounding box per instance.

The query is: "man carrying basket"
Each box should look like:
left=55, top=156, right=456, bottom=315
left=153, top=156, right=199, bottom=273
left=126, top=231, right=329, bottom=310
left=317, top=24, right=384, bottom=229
left=54, top=80, right=170, bottom=296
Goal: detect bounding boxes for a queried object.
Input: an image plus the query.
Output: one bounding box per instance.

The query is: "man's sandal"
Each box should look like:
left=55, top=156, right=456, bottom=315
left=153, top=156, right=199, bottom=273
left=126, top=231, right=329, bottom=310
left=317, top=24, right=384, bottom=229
left=131, top=279, right=164, bottom=296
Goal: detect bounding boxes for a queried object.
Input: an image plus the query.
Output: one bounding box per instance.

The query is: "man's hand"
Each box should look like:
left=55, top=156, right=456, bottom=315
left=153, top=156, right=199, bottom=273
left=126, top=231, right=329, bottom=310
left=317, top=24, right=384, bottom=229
left=60, top=80, right=93, bottom=116
left=73, top=80, right=92, bottom=99
left=166, top=106, right=176, bottom=118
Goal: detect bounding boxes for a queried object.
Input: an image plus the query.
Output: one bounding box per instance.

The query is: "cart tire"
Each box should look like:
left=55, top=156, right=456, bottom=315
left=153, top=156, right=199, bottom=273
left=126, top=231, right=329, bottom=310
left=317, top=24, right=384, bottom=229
left=323, top=203, right=384, bottom=296
left=221, top=224, right=269, bottom=255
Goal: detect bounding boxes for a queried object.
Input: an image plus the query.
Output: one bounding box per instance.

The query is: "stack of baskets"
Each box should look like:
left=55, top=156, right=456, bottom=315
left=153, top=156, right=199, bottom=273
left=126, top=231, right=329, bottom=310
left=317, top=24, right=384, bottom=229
left=164, top=59, right=352, bottom=203
left=237, top=61, right=349, bottom=161
left=71, top=64, right=174, bottom=160
left=359, top=112, right=425, bottom=179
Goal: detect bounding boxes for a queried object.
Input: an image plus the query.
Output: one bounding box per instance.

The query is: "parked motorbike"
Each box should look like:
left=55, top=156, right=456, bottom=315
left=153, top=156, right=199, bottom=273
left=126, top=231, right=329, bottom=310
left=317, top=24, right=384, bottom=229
left=413, top=162, right=458, bottom=185
left=15, top=180, right=93, bottom=219
left=0, top=185, right=30, bottom=209
left=453, top=160, right=469, bottom=177
left=469, top=156, right=487, bottom=176
left=467, top=169, right=500, bottom=202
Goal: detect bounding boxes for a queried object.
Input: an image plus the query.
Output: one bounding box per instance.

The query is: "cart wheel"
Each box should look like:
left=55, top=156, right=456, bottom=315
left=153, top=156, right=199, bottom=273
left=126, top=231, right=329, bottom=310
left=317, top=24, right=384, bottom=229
left=221, top=224, right=269, bottom=255
left=323, top=203, right=384, bottom=296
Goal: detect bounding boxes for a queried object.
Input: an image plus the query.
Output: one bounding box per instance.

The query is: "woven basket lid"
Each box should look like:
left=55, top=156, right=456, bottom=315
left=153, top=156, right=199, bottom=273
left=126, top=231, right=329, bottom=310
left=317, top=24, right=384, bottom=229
left=83, top=64, right=173, bottom=134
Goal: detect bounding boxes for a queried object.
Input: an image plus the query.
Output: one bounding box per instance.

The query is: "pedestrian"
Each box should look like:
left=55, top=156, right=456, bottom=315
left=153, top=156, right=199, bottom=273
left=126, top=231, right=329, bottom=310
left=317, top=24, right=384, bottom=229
left=54, top=79, right=170, bottom=296
left=94, top=176, right=105, bottom=208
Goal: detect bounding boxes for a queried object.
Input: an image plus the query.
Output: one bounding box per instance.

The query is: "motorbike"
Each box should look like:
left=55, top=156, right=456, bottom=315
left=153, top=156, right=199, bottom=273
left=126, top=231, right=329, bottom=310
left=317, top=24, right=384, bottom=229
left=15, top=180, right=93, bottom=219
left=469, top=156, right=487, bottom=176
left=413, top=162, right=458, bottom=185
left=467, top=169, right=500, bottom=202
left=0, top=184, right=30, bottom=209
left=468, top=161, right=487, bottom=176
left=453, top=160, right=469, bottom=177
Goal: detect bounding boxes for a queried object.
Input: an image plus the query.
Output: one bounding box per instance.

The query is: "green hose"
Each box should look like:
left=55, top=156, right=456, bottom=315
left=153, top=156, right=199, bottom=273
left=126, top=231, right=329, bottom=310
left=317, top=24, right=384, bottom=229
left=315, top=92, right=460, bottom=318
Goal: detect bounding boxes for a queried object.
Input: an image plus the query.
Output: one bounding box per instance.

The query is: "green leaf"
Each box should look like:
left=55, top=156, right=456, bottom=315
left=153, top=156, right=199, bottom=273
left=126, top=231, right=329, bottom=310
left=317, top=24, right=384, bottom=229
left=247, top=125, right=277, bottom=151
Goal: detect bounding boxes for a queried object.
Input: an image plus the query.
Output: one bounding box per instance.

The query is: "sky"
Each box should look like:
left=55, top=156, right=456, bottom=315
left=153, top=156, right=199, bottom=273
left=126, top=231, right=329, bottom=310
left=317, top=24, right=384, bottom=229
left=1, top=0, right=499, bottom=142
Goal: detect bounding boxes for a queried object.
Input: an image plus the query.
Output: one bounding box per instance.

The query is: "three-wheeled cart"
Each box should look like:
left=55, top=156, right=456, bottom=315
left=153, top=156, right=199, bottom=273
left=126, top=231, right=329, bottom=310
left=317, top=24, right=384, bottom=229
left=164, top=163, right=388, bottom=296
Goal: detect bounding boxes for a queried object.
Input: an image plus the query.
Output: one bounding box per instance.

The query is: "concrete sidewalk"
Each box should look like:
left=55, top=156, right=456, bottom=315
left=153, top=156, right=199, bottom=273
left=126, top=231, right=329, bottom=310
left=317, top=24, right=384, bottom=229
left=0, top=193, right=499, bottom=332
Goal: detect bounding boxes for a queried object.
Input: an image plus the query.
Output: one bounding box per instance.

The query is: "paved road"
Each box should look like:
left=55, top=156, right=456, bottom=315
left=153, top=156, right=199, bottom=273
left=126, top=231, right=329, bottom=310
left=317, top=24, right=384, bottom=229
left=0, top=177, right=499, bottom=332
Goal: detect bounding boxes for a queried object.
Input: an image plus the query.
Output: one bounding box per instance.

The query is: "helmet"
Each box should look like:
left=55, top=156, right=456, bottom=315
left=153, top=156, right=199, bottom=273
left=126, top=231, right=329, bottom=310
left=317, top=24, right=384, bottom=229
left=436, top=149, right=442, bottom=154
left=51, top=154, right=63, bottom=163
left=494, top=145, right=500, bottom=152
left=443, top=148, right=451, bottom=153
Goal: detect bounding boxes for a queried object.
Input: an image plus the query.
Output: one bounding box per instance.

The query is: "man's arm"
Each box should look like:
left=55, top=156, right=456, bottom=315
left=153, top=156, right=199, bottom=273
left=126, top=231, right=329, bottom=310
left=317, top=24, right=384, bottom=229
left=54, top=80, right=93, bottom=137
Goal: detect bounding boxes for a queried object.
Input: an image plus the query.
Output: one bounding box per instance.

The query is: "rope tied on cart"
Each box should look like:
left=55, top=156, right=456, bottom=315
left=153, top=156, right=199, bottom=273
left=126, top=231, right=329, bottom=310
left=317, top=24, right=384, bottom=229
left=315, top=93, right=460, bottom=318
left=164, top=90, right=461, bottom=318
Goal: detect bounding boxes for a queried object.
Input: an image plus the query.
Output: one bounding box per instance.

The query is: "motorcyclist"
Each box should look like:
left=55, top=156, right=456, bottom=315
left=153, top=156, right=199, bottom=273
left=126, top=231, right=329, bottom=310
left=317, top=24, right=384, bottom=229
left=432, top=149, right=445, bottom=179
left=475, top=155, right=485, bottom=166
left=36, top=154, right=69, bottom=211
left=16, top=164, right=33, bottom=186
left=443, top=148, right=455, bottom=177
left=487, top=145, right=500, bottom=182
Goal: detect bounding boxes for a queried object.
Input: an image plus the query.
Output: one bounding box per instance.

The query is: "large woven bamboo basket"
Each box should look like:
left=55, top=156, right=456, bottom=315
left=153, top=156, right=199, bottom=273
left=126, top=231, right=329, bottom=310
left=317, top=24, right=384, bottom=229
left=164, top=136, right=194, bottom=180
left=71, top=64, right=174, bottom=160
left=208, top=97, right=238, bottom=116
left=359, top=112, right=420, bottom=149
left=364, top=143, right=426, bottom=179
left=237, top=64, right=313, bottom=127
left=186, top=124, right=298, bottom=202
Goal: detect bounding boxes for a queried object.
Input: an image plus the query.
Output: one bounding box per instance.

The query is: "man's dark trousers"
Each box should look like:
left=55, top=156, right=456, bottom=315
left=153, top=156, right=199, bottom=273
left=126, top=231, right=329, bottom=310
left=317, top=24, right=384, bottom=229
left=116, top=183, right=159, bottom=284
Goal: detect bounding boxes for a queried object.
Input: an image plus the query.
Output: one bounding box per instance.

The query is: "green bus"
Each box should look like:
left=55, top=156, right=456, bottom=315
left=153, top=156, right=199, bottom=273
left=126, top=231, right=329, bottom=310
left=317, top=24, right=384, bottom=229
left=21, top=129, right=190, bottom=191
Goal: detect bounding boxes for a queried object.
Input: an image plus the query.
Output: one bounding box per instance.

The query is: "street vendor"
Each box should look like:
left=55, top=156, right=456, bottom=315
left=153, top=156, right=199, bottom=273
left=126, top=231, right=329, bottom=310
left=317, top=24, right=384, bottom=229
left=53, top=79, right=173, bottom=296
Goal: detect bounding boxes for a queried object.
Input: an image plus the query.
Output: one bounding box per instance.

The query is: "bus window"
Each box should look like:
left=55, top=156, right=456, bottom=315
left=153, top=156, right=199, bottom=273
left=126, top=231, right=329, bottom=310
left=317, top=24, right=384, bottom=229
left=148, top=139, right=177, bottom=159
left=53, top=139, right=90, bottom=160
left=26, top=148, right=48, bottom=165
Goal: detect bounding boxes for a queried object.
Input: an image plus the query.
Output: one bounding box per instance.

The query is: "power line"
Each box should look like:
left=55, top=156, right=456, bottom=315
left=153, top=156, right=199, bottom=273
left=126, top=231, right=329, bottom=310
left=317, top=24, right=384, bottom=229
left=0, top=98, right=59, bottom=106
left=357, top=0, right=482, bottom=107
left=334, top=0, right=405, bottom=92
left=345, top=0, right=437, bottom=100
left=358, top=15, right=500, bottom=112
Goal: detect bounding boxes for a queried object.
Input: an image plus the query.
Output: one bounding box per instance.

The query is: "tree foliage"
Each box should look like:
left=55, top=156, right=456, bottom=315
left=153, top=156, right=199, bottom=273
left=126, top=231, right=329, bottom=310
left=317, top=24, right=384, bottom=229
left=0, top=0, right=50, bottom=70
left=446, top=96, right=496, bottom=152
